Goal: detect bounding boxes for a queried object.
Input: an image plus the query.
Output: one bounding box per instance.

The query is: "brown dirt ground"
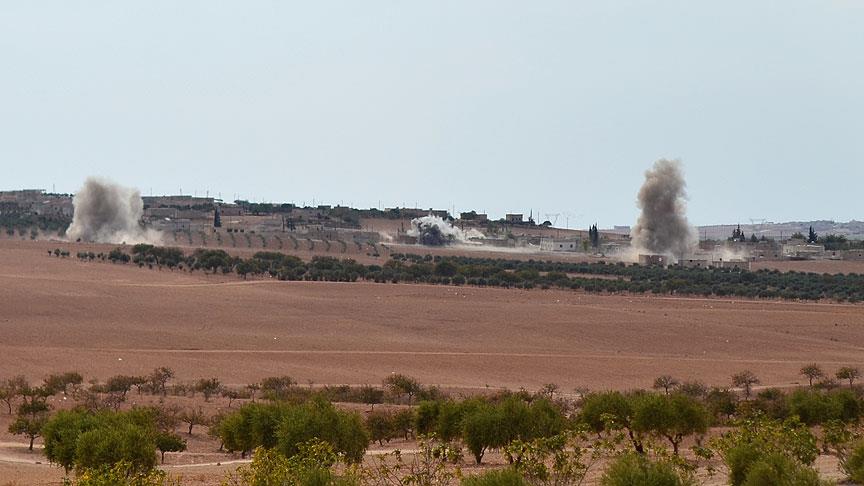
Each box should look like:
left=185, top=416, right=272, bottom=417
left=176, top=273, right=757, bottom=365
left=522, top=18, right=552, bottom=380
left=2, top=239, right=863, bottom=391
left=1, top=239, right=863, bottom=484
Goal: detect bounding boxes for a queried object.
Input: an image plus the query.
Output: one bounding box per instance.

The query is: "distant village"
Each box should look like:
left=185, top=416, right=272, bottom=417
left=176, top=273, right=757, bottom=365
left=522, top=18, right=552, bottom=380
left=1, top=189, right=863, bottom=268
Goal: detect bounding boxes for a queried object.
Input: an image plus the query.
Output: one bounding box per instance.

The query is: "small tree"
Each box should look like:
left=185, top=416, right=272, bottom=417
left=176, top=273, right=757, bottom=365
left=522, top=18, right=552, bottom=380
left=130, top=376, right=149, bottom=395
left=222, top=388, right=246, bottom=408
left=359, top=385, right=384, bottom=411
left=9, top=385, right=51, bottom=450
left=75, top=422, right=157, bottom=474
left=732, top=370, right=760, bottom=400
left=383, top=374, right=422, bottom=404
left=366, top=411, right=393, bottom=446
left=462, top=404, right=504, bottom=464
left=799, top=364, right=823, bottom=387
left=107, top=375, right=139, bottom=400
left=589, top=224, right=600, bottom=248
left=0, top=376, right=27, bottom=414
left=678, top=381, right=708, bottom=399
left=837, top=367, right=861, bottom=387
left=180, top=407, right=207, bottom=435
left=148, top=367, right=174, bottom=396
left=579, top=391, right=644, bottom=453
left=195, top=378, right=221, bottom=402
left=540, top=383, right=560, bottom=399
left=10, top=414, right=48, bottom=452
left=653, top=375, right=680, bottom=395
left=260, top=376, right=297, bottom=401
left=392, top=409, right=414, bottom=440
left=43, top=371, right=83, bottom=396
left=246, top=383, right=260, bottom=402
left=155, top=431, right=186, bottom=464
left=633, top=393, right=708, bottom=455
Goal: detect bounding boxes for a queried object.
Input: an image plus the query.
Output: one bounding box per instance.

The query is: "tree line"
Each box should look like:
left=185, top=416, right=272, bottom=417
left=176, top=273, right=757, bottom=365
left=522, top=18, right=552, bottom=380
left=61, top=244, right=864, bottom=302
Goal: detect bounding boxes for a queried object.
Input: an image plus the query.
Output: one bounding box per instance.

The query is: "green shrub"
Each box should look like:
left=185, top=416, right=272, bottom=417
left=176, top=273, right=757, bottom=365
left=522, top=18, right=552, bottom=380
left=462, top=468, right=527, bottom=486
left=74, top=421, right=156, bottom=474
left=229, top=441, right=357, bottom=486
left=42, top=409, right=157, bottom=474
left=72, top=461, right=178, bottom=486
left=843, top=441, right=864, bottom=483
left=275, top=397, right=369, bottom=463
left=713, top=416, right=820, bottom=486
left=600, top=453, right=694, bottom=486
left=725, top=443, right=764, bottom=486
left=741, top=453, right=825, bottom=486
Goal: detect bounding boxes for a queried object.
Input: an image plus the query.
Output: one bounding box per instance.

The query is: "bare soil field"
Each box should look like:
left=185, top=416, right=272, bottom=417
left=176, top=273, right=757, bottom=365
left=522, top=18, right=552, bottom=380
left=1, top=239, right=863, bottom=483
left=2, top=239, right=862, bottom=392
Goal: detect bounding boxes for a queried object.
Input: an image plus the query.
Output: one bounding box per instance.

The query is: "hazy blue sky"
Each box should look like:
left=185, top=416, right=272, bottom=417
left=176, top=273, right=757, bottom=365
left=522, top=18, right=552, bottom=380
left=1, top=1, right=862, bottom=227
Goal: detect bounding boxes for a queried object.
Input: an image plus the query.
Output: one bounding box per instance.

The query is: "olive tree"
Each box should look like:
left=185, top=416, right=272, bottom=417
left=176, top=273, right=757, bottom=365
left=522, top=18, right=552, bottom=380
left=653, top=375, right=680, bottom=395
left=799, top=364, right=824, bottom=387
left=732, top=371, right=760, bottom=399
left=837, top=367, right=861, bottom=387
left=155, top=431, right=186, bottom=464
left=633, top=393, right=708, bottom=454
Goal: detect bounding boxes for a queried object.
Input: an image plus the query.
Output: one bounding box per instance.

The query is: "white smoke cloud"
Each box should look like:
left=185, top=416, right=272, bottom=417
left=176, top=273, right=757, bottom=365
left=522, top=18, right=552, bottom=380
left=66, top=177, right=162, bottom=245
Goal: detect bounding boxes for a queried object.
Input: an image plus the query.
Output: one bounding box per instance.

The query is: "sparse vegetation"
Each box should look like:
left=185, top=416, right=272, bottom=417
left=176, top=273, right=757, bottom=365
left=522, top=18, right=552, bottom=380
left=0, top=363, right=862, bottom=483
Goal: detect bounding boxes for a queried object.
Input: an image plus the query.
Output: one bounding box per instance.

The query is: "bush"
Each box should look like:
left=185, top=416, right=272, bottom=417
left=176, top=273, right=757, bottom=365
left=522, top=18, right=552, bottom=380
left=632, top=393, right=708, bottom=454
left=462, top=468, right=527, bottom=486
left=43, top=409, right=157, bottom=474
left=741, top=453, right=825, bottom=486
left=74, top=421, right=157, bottom=474
left=154, top=432, right=186, bottom=464
left=276, top=398, right=368, bottom=463
left=725, top=443, right=764, bottom=486
left=229, top=441, right=357, bottom=486
left=843, top=441, right=864, bottom=483
left=600, top=453, right=694, bottom=486
left=216, top=398, right=367, bottom=463
left=71, top=461, right=177, bottom=486
left=712, top=416, right=819, bottom=486
left=462, top=403, right=504, bottom=464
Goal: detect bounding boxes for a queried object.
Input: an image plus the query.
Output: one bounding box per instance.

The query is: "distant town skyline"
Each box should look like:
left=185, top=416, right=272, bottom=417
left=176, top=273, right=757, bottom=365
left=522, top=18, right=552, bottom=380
left=2, top=2, right=862, bottom=227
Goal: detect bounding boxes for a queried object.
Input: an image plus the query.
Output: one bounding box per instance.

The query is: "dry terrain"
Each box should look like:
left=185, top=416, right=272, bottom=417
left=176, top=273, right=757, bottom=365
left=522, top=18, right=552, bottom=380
left=2, top=239, right=863, bottom=391
left=1, top=239, right=863, bottom=484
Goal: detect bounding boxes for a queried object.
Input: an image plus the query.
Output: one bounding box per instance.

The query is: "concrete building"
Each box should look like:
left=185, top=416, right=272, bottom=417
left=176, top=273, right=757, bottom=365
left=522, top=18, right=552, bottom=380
left=638, top=254, right=668, bottom=266
left=540, top=237, right=582, bottom=252
left=459, top=211, right=488, bottom=222
left=782, top=242, right=825, bottom=260
left=142, top=195, right=215, bottom=208
left=0, top=190, right=73, bottom=217
left=0, top=189, right=46, bottom=203
left=144, top=207, right=180, bottom=219
left=678, top=256, right=751, bottom=270
left=505, top=213, right=524, bottom=224
left=150, top=218, right=191, bottom=232
left=382, top=208, right=449, bottom=219
left=678, top=258, right=710, bottom=269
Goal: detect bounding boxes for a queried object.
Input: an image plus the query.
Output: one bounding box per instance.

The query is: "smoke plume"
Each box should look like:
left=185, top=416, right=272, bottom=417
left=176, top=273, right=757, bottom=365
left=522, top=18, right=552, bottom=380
left=408, top=216, right=484, bottom=246
left=66, top=177, right=161, bottom=244
left=631, top=159, right=697, bottom=259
